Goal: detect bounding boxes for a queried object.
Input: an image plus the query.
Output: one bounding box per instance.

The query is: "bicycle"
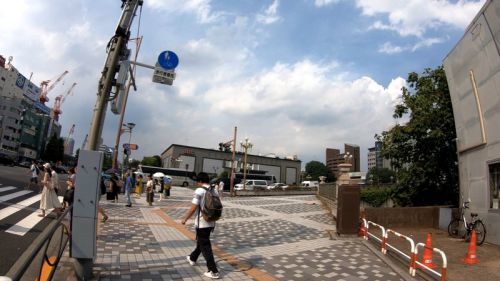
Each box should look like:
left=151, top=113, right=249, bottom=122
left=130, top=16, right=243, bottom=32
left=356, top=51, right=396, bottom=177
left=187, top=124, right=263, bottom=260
left=448, top=201, right=486, bottom=245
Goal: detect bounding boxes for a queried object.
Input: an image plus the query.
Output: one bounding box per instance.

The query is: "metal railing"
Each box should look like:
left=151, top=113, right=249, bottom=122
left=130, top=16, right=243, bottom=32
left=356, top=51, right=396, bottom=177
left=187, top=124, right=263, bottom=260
left=362, top=218, right=448, bottom=281
left=5, top=205, right=72, bottom=281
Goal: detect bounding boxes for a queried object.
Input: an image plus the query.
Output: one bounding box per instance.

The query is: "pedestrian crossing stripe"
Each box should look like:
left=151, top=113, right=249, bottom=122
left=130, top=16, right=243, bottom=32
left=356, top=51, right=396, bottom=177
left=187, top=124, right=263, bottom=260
left=0, top=194, right=41, bottom=221
left=0, top=190, right=32, bottom=202
left=0, top=186, right=17, bottom=193
left=0, top=187, right=64, bottom=236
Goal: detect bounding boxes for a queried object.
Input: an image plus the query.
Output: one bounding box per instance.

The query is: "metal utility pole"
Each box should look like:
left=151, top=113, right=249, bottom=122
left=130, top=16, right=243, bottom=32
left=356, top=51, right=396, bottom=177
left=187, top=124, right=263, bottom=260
left=240, top=138, right=253, bottom=190
left=86, top=0, right=142, bottom=151
left=112, top=36, right=142, bottom=169
left=74, top=1, right=142, bottom=280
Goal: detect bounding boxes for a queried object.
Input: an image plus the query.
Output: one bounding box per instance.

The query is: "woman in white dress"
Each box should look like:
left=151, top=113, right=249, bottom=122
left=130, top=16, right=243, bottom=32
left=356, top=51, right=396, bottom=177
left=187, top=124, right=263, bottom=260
left=39, top=163, right=62, bottom=217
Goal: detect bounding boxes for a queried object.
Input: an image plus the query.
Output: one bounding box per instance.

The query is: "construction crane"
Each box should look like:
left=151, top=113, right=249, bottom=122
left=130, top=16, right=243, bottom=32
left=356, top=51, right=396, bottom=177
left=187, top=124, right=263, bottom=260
left=64, top=124, right=75, bottom=156
left=53, top=82, right=77, bottom=121
left=39, top=70, right=69, bottom=104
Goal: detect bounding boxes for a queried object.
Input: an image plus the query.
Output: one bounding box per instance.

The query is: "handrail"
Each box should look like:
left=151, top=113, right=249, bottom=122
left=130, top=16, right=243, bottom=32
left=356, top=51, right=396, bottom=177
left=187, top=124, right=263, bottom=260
left=366, top=221, right=386, bottom=253
left=414, top=242, right=447, bottom=281
left=386, top=229, right=416, bottom=275
left=5, top=205, right=72, bottom=281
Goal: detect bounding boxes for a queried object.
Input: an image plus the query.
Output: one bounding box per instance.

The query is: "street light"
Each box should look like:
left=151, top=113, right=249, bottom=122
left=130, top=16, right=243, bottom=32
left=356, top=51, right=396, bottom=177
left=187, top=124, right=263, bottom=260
left=240, top=137, right=253, bottom=190
left=122, top=122, right=135, bottom=171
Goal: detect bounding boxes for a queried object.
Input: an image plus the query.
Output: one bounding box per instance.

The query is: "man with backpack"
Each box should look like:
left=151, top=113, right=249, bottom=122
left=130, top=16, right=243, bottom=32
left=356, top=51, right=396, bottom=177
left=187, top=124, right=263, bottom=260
left=181, top=172, right=222, bottom=279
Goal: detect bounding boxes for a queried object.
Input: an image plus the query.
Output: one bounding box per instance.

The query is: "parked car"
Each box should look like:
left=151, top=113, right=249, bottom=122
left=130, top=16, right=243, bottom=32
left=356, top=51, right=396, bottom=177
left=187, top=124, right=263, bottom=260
left=301, top=181, right=319, bottom=188
left=267, top=183, right=289, bottom=190
left=234, top=180, right=268, bottom=191
left=0, top=153, right=15, bottom=166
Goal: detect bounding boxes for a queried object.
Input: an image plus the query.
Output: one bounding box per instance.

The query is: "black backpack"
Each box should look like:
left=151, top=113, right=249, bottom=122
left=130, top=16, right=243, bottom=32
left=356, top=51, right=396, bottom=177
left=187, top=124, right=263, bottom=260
left=200, top=185, right=223, bottom=222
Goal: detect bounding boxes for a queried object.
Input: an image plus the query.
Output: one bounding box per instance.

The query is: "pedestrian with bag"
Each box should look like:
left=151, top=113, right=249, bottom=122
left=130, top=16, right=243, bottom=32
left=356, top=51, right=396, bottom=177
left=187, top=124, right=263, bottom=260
left=181, top=172, right=222, bottom=279
left=39, top=163, right=62, bottom=217
left=164, top=176, right=171, bottom=198
left=159, top=177, right=165, bottom=201
left=146, top=174, right=154, bottom=206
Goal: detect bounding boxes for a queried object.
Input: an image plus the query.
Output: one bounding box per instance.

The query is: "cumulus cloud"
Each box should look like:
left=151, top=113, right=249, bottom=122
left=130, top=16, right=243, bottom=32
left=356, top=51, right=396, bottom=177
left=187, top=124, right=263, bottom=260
left=356, top=0, right=485, bottom=37
left=146, top=0, right=223, bottom=23
left=257, top=0, right=281, bottom=24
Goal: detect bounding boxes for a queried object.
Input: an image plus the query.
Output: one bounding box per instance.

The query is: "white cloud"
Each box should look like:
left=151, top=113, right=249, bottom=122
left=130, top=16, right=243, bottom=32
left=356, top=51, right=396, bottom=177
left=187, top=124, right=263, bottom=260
left=411, top=37, right=446, bottom=51
left=314, top=0, right=341, bottom=7
left=357, top=0, right=485, bottom=37
left=257, top=0, right=281, bottom=24
left=378, top=42, right=404, bottom=54
left=146, top=0, right=222, bottom=23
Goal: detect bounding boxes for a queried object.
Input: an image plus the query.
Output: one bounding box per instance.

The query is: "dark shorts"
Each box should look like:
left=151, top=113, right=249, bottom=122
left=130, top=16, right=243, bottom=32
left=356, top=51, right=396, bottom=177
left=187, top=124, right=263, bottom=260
left=30, top=177, right=38, bottom=183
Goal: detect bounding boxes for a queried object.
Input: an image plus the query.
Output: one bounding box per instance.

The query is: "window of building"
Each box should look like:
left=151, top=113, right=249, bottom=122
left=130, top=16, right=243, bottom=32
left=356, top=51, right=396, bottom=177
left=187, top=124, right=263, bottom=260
left=490, top=162, right=500, bottom=209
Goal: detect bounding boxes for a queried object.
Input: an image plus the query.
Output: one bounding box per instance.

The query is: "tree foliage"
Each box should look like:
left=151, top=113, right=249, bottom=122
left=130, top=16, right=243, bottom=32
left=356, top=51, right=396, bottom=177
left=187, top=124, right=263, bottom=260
left=377, top=66, right=458, bottom=206
left=304, top=161, right=336, bottom=182
left=366, top=167, right=396, bottom=185
left=141, top=155, right=162, bottom=167
left=43, top=134, right=64, bottom=163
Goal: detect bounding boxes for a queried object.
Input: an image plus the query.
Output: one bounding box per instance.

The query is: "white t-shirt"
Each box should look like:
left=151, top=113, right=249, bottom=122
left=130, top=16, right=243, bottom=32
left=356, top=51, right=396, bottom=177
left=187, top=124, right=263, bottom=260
left=51, top=171, right=60, bottom=190
left=218, top=181, right=224, bottom=190
left=192, top=185, right=217, bottom=228
left=30, top=164, right=38, bottom=178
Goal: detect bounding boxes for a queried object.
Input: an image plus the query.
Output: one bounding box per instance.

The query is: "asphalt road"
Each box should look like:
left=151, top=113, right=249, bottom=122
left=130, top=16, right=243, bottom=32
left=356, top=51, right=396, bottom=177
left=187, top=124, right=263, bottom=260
left=0, top=165, right=68, bottom=276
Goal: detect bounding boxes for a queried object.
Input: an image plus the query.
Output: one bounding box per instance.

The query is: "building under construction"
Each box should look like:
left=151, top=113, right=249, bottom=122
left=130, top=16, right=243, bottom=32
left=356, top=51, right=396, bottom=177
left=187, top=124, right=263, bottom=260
left=0, top=55, right=67, bottom=162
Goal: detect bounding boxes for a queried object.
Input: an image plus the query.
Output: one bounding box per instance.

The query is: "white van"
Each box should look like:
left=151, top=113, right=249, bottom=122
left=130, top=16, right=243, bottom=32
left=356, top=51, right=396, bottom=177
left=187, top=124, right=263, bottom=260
left=301, top=181, right=319, bottom=188
left=234, top=180, right=268, bottom=191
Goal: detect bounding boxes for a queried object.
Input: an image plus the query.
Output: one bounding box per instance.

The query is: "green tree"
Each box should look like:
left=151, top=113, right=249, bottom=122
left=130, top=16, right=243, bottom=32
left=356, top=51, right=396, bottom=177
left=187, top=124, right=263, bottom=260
left=141, top=155, right=162, bottom=167
left=129, top=159, right=141, bottom=169
left=43, top=134, right=64, bottom=163
left=377, top=66, right=458, bottom=206
left=304, top=161, right=336, bottom=182
left=366, top=168, right=396, bottom=185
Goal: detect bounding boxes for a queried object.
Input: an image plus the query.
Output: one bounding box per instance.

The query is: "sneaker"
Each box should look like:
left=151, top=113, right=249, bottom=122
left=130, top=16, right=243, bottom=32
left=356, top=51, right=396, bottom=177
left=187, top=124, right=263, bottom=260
left=203, top=271, right=220, bottom=279
left=186, top=256, right=196, bottom=266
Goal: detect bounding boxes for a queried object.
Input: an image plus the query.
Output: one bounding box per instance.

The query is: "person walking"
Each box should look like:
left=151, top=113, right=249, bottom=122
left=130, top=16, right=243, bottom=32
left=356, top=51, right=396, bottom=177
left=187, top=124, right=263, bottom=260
left=159, top=177, right=165, bottom=201
left=135, top=174, right=143, bottom=198
left=164, top=176, right=172, bottom=198
left=146, top=174, right=154, bottom=206
left=181, top=172, right=220, bottom=279
left=28, top=160, right=40, bottom=190
left=39, top=163, right=62, bottom=217
left=50, top=165, right=61, bottom=195
left=124, top=172, right=133, bottom=207
left=218, top=180, right=224, bottom=196
left=110, top=174, right=120, bottom=203
left=62, top=167, right=76, bottom=210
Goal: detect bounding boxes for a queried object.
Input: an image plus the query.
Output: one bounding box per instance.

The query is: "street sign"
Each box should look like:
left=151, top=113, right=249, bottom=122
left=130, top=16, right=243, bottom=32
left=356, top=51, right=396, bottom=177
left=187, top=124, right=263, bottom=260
left=123, top=143, right=138, bottom=150
left=157, top=51, right=179, bottom=70
left=152, top=63, right=176, bottom=85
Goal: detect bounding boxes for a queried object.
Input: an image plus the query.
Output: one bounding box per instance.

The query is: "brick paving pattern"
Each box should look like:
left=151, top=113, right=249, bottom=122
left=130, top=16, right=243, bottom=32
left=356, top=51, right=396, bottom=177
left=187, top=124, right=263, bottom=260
left=55, top=187, right=407, bottom=280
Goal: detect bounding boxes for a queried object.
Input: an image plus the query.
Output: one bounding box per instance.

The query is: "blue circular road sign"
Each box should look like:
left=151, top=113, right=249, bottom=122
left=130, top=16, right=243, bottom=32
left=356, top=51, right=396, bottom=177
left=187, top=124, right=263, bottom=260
left=157, top=51, right=179, bottom=70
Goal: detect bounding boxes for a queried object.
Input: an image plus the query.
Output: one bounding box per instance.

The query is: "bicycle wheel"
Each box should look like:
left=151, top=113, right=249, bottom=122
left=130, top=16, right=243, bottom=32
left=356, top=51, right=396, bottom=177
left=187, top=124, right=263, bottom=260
left=448, top=219, right=461, bottom=238
left=472, top=220, right=486, bottom=246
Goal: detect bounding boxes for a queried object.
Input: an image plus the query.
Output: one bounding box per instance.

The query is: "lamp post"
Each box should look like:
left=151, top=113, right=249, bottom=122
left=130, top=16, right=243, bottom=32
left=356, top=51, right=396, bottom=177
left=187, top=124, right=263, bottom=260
left=240, top=137, right=253, bottom=190
left=122, top=122, right=135, bottom=172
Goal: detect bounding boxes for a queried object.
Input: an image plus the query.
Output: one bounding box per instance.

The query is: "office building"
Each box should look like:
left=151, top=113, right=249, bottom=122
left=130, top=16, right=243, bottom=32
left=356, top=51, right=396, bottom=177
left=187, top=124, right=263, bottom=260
left=326, top=143, right=360, bottom=175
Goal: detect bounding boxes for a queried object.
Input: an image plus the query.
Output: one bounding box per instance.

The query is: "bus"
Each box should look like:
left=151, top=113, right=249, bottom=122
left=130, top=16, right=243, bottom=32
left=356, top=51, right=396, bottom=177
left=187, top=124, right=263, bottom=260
left=138, top=165, right=196, bottom=187
left=234, top=173, right=276, bottom=185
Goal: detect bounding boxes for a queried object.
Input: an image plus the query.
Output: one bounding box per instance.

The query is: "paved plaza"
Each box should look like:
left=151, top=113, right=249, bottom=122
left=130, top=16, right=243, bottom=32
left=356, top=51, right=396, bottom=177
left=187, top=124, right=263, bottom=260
left=56, top=187, right=409, bottom=280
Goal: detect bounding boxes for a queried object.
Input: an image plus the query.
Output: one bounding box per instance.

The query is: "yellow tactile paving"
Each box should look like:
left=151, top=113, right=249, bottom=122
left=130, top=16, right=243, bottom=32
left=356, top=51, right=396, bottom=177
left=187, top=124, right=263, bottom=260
left=153, top=209, right=279, bottom=281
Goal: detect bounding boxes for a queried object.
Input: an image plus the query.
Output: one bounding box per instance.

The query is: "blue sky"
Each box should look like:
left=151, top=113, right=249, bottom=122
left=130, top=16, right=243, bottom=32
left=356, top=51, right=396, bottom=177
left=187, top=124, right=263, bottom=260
left=0, top=0, right=485, bottom=170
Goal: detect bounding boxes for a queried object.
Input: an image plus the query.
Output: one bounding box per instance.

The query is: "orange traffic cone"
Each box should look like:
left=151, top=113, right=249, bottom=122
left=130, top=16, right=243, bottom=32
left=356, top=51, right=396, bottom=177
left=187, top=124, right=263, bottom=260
left=419, top=233, right=437, bottom=269
left=463, top=230, right=480, bottom=264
